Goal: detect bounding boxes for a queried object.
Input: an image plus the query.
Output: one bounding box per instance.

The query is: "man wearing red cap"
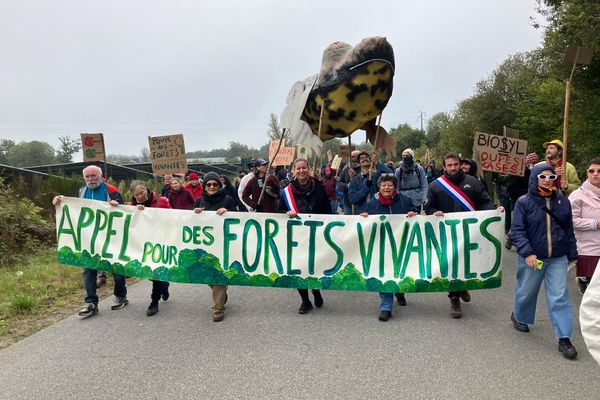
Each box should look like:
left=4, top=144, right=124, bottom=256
left=539, top=139, right=580, bottom=196
left=184, top=172, right=204, bottom=200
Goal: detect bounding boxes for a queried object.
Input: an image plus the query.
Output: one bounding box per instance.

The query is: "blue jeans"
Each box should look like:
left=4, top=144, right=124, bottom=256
left=379, top=292, right=393, bottom=312
left=513, top=255, right=573, bottom=339
left=330, top=199, right=339, bottom=214
left=83, top=268, right=127, bottom=304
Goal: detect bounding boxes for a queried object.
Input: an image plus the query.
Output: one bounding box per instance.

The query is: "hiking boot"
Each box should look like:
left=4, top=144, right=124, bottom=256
left=450, top=297, right=462, bottom=319
left=78, top=303, right=98, bottom=317
left=213, top=309, right=225, bottom=322
left=146, top=301, right=159, bottom=317
left=395, top=293, right=407, bottom=306
left=576, top=277, right=588, bottom=295
left=312, top=290, right=324, bottom=308
left=110, top=296, right=129, bottom=310
left=298, top=301, right=313, bottom=314
left=459, top=290, right=471, bottom=303
left=511, top=312, right=529, bottom=332
left=558, top=338, right=577, bottom=360
left=378, top=310, right=392, bottom=322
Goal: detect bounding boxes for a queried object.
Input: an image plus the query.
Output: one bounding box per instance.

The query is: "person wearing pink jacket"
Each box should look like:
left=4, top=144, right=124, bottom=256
left=569, top=157, right=600, bottom=294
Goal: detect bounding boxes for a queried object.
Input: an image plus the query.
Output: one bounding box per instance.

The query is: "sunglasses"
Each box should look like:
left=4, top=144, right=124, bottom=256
left=588, top=169, right=600, bottom=174
left=537, top=174, right=557, bottom=181
left=205, top=182, right=220, bottom=188
left=380, top=173, right=395, bottom=177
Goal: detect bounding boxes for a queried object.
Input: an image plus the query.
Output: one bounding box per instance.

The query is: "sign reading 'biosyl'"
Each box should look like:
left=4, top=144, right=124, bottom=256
left=474, top=132, right=528, bottom=176
left=148, top=134, right=187, bottom=176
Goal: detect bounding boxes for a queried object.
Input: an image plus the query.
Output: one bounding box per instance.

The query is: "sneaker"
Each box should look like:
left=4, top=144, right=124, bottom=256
left=511, top=312, right=530, bottom=332
left=558, top=338, right=577, bottom=360
left=459, top=290, right=471, bottom=303
left=213, top=309, right=225, bottom=322
left=78, top=303, right=98, bottom=317
left=576, top=277, right=588, bottom=295
left=312, top=290, right=324, bottom=308
left=111, top=296, right=129, bottom=310
left=395, top=293, right=407, bottom=306
left=450, top=297, right=462, bottom=319
left=298, top=301, right=313, bottom=314
left=146, top=302, right=159, bottom=317
left=378, top=310, right=392, bottom=322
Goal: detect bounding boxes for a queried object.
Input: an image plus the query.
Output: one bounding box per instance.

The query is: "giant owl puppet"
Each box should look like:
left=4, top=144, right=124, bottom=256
left=281, top=36, right=396, bottom=159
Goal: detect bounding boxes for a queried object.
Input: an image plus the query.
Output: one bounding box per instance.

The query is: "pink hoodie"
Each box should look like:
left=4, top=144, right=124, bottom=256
left=569, top=180, right=600, bottom=256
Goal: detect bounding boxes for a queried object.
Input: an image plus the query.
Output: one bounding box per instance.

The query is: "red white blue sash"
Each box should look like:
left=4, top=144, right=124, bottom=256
left=282, top=185, right=300, bottom=213
left=434, top=175, right=476, bottom=211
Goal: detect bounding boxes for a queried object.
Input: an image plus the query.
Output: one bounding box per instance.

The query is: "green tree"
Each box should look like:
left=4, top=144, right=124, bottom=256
left=6, top=141, right=55, bottom=167
left=55, top=136, right=82, bottom=163
left=389, top=123, right=425, bottom=154
left=0, top=139, right=15, bottom=164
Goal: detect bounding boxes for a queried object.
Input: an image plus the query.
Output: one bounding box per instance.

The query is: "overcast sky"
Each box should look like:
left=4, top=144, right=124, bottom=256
left=0, top=0, right=545, bottom=160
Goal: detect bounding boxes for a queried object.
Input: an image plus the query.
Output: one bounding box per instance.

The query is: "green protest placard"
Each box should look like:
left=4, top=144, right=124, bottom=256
left=55, top=198, right=504, bottom=292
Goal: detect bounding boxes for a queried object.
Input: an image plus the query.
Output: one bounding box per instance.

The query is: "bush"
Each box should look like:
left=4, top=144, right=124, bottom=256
left=9, top=294, right=38, bottom=315
left=0, top=178, right=54, bottom=267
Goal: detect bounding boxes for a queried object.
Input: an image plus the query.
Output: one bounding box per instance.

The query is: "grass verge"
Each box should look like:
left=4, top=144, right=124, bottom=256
left=0, top=251, right=137, bottom=349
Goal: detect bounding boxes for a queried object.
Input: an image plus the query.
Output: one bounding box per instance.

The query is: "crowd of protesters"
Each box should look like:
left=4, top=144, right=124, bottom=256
left=52, top=137, right=600, bottom=361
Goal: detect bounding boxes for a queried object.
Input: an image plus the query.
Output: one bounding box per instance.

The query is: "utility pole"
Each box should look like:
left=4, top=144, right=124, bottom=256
left=417, top=111, right=426, bottom=134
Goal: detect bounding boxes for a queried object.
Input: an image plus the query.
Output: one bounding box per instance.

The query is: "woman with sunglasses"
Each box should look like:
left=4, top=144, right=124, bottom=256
left=193, top=172, right=237, bottom=322
left=569, top=158, right=600, bottom=294
left=360, top=174, right=417, bottom=321
left=510, top=163, right=579, bottom=359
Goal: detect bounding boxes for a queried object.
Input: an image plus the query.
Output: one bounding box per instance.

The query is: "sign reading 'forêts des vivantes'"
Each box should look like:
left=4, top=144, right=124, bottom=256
left=55, top=198, right=504, bottom=293
left=474, top=132, right=528, bottom=176
left=148, top=134, right=187, bottom=176
left=80, top=133, right=105, bottom=162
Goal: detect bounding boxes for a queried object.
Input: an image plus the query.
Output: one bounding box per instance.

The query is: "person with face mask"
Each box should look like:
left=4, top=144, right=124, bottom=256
left=394, top=148, right=428, bottom=212
left=510, top=163, right=579, bottom=359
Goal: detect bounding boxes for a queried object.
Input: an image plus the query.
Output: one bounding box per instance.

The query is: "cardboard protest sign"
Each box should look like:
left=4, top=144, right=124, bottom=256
left=148, top=134, right=187, bottom=176
left=80, top=133, right=105, bottom=162
left=326, top=149, right=333, bottom=163
left=297, top=144, right=308, bottom=159
left=474, top=132, right=528, bottom=176
left=338, top=144, right=356, bottom=158
left=272, top=147, right=295, bottom=166
left=269, top=139, right=285, bottom=161
left=56, top=197, right=504, bottom=293
left=331, top=155, right=342, bottom=171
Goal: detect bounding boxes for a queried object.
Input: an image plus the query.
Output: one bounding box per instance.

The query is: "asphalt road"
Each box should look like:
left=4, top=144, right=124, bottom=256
left=0, top=248, right=598, bottom=400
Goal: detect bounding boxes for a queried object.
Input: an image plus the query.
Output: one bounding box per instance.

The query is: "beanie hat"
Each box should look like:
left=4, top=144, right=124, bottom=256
left=203, top=172, right=222, bottom=187
left=188, top=172, right=199, bottom=180
left=525, top=153, right=539, bottom=164
left=402, top=148, right=414, bottom=157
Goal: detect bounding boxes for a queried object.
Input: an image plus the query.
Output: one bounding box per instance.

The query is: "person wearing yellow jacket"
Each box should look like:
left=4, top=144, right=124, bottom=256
left=538, top=139, right=580, bottom=196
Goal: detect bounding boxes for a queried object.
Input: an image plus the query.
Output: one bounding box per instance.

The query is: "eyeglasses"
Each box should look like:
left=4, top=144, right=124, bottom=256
left=537, top=174, right=557, bottom=181
left=205, top=182, right=220, bottom=188
left=588, top=169, right=600, bottom=174
left=380, top=173, right=395, bottom=177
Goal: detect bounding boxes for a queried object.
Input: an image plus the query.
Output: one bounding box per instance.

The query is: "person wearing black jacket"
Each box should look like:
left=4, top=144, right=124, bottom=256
left=278, top=158, right=332, bottom=314
left=193, top=172, right=237, bottom=322
left=425, top=154, right=503, bottom=318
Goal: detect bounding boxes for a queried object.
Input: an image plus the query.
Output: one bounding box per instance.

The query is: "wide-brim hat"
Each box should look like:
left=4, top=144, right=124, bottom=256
left=542, top=139, right=564, bottom=149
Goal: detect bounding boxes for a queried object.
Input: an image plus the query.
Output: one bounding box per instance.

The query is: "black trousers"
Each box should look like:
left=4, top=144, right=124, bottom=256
left=151, top=280, right=170, bottom=302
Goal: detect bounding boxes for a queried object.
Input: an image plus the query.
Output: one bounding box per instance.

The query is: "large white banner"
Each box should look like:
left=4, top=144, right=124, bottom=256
left=56, top=197, right=504, bottom=292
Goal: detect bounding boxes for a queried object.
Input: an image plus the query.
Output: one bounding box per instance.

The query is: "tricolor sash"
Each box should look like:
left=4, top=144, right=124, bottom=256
left=434, top=175, right=476, bottom=211
left=282, top=185, right=300, bottom=213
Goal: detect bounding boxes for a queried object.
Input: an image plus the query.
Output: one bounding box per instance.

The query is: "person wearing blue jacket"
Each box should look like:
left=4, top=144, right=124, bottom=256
left=510, top=163, right=579, bottom=359
left=361, top=174, right=417, bottom=321
left=348, top=151, right=393, bottom=214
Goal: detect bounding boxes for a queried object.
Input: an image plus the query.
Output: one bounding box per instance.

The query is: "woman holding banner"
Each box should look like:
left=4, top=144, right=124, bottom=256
left=193, top=172, right=237, bottom=322
left=128, top=181, right=172, bottom=317
left=279, top=158, right=332, bottom=314
left=569, top=157, right=600, bottom=294
left=360, top=174, right=417, bottom=321
left=510, top=163, right=579, bottom=359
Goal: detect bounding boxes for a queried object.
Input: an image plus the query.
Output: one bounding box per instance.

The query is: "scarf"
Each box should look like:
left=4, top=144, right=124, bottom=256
left=291, top=177, right=316, bottom=197
left=444, top=169, right=465, bottom=185
left=547, top=158, right=564, bottom=189
left=537, top=186, right=557, bottom=198
left=582, top=180, right=600, bottom=201
left=378, top=192, right=396, bottom=206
